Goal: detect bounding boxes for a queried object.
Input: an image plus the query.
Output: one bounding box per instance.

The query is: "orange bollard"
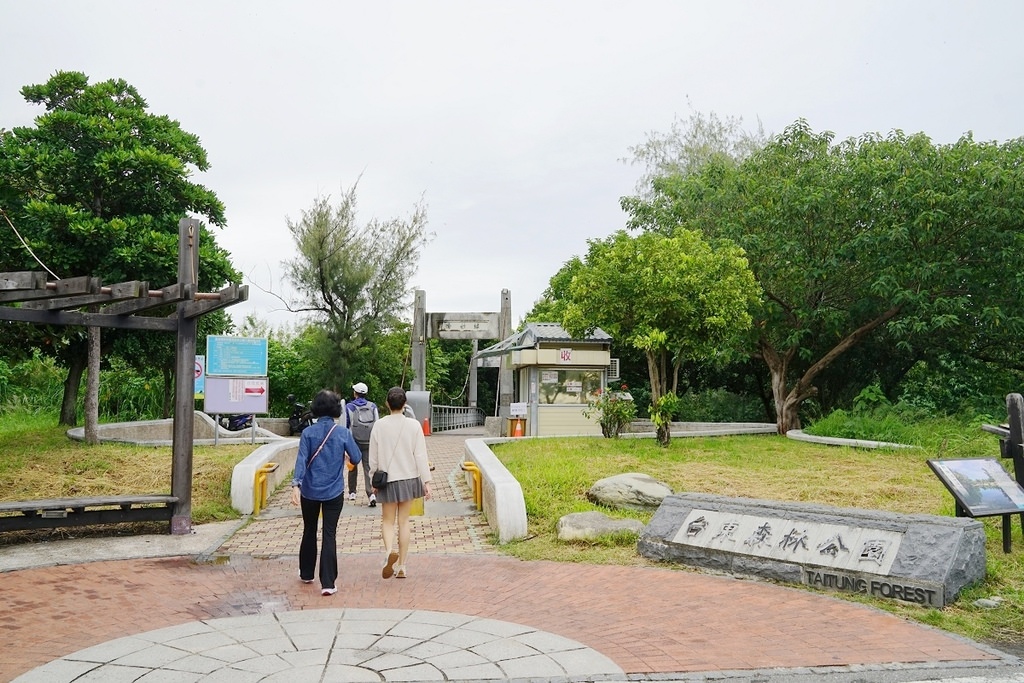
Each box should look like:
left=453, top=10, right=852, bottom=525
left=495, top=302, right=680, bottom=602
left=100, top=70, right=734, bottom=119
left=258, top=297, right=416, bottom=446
left=422, top=418, right=431, bottom=436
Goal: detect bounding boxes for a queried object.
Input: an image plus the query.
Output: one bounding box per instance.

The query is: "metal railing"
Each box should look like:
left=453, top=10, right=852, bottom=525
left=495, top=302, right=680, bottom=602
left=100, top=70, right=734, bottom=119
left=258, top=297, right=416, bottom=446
left=431, top=405, right=486, bottom=432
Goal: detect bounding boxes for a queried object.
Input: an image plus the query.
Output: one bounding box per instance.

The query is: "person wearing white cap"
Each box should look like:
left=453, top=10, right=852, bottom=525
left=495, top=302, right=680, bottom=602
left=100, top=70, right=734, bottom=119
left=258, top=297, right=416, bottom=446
left=344, top=381, right=380, bottom=505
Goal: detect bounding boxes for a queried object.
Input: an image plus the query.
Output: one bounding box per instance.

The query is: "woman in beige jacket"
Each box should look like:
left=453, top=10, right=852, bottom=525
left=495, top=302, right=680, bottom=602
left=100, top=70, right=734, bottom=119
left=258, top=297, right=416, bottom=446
left=369, top=386, right=432, bottom=579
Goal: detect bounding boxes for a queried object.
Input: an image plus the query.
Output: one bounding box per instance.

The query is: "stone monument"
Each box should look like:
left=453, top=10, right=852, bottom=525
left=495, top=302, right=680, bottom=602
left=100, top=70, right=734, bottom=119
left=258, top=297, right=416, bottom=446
left=638, top=493, right=986, bottom=607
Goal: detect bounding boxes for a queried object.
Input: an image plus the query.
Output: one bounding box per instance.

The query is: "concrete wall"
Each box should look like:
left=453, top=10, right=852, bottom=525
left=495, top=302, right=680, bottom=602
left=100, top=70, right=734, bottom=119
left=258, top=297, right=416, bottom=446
left=462, top=438, right=528, bottom=543
left=67, top=411, right=284, bottom=445
left=230, top=440, right=299, bottom=515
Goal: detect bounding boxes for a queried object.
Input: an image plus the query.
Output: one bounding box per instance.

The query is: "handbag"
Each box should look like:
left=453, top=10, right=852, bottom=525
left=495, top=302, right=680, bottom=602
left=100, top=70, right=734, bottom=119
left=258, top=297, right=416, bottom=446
left=371, top=436, right=400, bottom=489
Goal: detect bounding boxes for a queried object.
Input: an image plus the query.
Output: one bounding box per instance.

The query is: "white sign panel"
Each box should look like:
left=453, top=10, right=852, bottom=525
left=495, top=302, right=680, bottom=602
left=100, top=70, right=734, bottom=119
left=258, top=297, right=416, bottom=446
left=203, top=376, right=269, bottom=415
left=510, top=402, right=528, bottom=416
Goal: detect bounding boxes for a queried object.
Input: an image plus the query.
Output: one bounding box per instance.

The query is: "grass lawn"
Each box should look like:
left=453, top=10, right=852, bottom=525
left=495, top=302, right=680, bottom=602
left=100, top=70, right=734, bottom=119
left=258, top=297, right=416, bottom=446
left=490, top=433, right=1024, bottom=652
left=0, top=411, right=252, bottom=536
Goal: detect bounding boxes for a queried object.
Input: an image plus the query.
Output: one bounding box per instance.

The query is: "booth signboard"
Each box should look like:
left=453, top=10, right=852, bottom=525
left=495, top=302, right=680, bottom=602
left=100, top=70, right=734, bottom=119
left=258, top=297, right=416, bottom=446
left=510, top=402, right=527, bottom=417
left=927, top=458, right=1024, bottom=517
left=428, top=312, right=500, bottom=340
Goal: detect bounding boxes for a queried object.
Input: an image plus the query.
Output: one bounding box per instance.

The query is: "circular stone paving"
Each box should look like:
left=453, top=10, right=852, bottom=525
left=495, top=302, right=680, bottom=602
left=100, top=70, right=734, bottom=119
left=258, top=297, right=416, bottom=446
left=13, top=608, right=624, bottom=682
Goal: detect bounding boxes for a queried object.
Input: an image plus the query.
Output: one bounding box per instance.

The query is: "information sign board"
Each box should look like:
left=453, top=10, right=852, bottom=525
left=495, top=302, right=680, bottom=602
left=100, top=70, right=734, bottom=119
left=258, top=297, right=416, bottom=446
left=203, top=376, right=269, bottom=414
left=206, top=336, right=268, bottom=377
left=194, top=355, right=206, bottom=399
left=928, top=457, right=1024, bottom=517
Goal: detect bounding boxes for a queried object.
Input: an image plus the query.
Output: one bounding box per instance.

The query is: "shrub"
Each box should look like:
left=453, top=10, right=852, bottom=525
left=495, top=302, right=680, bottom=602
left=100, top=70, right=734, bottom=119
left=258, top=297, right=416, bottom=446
left=675, top=388, right=766, bottom=422
left=582, top=385, right=637, bottom=438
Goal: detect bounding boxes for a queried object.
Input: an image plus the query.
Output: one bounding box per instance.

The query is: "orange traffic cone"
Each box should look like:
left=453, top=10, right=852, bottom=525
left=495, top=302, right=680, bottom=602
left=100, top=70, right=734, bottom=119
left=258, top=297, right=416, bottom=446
left=422, top=418, right=431, bottom=436
left=512, top=419, right=524, bottom=438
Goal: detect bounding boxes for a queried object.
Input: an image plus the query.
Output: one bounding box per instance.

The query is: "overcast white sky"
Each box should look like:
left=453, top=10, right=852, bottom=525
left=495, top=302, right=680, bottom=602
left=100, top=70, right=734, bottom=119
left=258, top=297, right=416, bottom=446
left=3, top=1, right=1023, bottom=329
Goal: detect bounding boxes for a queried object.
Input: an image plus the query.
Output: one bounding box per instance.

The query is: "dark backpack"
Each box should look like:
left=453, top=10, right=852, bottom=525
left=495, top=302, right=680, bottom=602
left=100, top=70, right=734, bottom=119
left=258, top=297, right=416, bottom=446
left=350, top=402, right=377, bottom=442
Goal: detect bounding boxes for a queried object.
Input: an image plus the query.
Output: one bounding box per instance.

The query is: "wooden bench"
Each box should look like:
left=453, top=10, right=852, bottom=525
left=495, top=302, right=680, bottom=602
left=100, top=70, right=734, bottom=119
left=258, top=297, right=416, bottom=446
left=0, top=494, right=178, bottom=533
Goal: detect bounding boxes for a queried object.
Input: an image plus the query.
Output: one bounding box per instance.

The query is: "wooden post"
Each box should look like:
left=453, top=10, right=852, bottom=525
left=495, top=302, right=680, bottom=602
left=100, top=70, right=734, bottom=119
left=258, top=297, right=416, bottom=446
left=170, top=218, right=199, bottom=534
left=1005, top=393, right=1024, bottom=548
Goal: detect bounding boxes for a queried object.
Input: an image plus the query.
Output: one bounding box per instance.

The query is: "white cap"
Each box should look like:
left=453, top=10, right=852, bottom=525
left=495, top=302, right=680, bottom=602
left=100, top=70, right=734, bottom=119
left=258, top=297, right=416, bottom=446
left=352, top=382, right=368, bottom=394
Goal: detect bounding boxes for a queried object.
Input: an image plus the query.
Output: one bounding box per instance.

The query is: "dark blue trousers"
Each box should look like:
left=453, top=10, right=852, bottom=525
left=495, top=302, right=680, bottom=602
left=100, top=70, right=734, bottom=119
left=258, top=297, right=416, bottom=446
left=299, top=493, right=344, bottom=589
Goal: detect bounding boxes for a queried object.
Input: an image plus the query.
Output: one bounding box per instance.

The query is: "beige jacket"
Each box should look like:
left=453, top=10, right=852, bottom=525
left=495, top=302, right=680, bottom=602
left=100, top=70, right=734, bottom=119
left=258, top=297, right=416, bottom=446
left=368, top=413, right=432, bottom=484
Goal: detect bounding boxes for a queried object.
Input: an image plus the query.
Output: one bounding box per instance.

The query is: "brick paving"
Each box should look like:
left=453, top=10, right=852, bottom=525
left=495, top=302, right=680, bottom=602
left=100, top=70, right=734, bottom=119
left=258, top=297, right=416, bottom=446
left=0, top=431, right=1013, bottom=681
left=219, top=433, right=498, bottom=557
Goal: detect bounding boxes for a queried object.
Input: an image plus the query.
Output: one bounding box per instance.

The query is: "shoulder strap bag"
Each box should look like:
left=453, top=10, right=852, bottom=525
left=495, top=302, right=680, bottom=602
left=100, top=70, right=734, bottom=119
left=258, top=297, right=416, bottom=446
left=306, top=423, right=338, bottom=470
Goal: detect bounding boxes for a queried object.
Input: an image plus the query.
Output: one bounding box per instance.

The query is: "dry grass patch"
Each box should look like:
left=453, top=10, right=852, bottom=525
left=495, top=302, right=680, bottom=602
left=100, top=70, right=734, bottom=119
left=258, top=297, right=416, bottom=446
left=0, top=412, right=253, bottom=528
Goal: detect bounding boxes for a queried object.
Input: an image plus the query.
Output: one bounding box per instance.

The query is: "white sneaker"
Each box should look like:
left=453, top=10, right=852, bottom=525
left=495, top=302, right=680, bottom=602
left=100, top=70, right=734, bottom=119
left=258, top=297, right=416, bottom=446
left=368, top=493, right=376, bottom=507
left=348, top=492, right=356, bottom=501
left=321, top=587, right=337, bottom=596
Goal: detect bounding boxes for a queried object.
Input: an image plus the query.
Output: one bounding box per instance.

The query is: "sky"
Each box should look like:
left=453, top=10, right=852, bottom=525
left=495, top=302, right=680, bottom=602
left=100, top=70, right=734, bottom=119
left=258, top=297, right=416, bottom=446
left=3, top=1, right=1023, bottom=330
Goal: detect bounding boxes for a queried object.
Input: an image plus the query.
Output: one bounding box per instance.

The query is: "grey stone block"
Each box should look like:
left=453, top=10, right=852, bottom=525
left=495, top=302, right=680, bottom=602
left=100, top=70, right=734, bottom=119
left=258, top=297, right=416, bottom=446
left=638, top=493, right=986, bottom=607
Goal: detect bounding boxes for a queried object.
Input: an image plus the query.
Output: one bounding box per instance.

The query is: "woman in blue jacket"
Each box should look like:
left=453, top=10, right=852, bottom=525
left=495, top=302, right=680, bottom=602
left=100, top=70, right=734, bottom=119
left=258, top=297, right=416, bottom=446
left=290, top=389, right=362, bottom=595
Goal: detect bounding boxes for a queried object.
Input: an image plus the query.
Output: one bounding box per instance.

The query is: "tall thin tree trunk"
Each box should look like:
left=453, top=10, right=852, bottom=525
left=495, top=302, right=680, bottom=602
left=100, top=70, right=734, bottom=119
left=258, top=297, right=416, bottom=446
left=59, top=352, right=87, bottom=427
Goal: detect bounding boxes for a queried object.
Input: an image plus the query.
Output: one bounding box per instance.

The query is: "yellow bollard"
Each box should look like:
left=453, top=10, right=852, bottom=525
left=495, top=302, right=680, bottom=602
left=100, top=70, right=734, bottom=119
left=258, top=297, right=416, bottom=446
left=460, top=461, right=482, bottom=511
left=253, top=462, right=279, bottom=516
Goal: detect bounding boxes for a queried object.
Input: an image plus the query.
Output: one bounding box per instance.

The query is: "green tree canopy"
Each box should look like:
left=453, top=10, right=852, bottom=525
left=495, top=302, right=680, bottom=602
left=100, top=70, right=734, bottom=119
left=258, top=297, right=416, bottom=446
left=0, top=71, right=237, bottom=424
left=283, top=182, right=431, bottom=387
left=561, top=229, right=760, bottom=404
left=624, top=120, right=1024, bottom=432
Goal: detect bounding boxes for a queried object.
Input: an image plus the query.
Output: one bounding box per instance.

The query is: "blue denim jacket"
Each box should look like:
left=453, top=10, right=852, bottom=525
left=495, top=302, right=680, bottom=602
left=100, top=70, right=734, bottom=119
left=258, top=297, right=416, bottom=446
left=291, top=416, right=362, bottom=501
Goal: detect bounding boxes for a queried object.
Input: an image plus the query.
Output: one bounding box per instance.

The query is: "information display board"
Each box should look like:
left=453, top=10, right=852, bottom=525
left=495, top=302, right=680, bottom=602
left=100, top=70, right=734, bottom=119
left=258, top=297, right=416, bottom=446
left=928, top=457, right=1024, bottom=517
left=203, top=376, right=269, bottom=415
left=194, top=355, right=205, bottom=399
left=206, top=336, right=268, bottom=377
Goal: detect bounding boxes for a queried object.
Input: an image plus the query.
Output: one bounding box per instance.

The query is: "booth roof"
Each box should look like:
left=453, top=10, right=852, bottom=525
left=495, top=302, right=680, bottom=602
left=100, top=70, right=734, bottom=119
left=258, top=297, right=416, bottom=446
left=475, top=322, right=611, bottom=359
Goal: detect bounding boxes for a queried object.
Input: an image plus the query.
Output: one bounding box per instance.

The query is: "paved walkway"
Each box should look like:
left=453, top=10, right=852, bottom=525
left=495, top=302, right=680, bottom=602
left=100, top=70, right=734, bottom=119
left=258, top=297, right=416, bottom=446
left=1, top=432, right=1023, bottom=682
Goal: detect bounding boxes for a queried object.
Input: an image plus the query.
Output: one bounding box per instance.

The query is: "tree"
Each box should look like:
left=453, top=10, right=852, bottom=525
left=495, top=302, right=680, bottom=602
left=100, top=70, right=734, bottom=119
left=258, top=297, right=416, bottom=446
left=623, top=106, right=766, bottom=198
left=0, top=71, right=236, bottom=426
left=283, top=183, right=431, bottom=388
left=560, top=229, right=760, bottom=444
left=624, top=120, right=1024, bottom=432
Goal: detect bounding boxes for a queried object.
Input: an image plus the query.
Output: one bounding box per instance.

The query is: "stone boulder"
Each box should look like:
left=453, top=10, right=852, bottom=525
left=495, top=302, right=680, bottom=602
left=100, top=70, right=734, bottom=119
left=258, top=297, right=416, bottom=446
left=556, top=511, right=645, bottom=542
left=587, top=473, right=673, bottom=511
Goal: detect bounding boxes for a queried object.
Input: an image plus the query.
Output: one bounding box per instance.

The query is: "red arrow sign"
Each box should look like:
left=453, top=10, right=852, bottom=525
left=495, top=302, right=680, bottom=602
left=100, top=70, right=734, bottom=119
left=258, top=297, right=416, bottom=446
left=244, top=386, right=266, bottom=395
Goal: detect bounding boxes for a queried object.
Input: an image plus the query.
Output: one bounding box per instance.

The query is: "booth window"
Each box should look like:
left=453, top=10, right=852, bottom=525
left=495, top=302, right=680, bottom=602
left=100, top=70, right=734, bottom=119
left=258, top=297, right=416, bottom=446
left=538, top=368, right=603, bottom=404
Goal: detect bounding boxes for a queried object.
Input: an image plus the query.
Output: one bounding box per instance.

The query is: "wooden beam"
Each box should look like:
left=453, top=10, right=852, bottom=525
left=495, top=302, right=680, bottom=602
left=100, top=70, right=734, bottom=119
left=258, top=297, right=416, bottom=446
left=20, top=280, right=148, bottom=311
left=0, top=275, right=94, bottom=304
left=0, top=307, right=177, bottom=331
left=181, top=283, right=248, bottom=318
left=0, top=271, right=47, bottom=291
left=100, top=283, right=191, bottom=315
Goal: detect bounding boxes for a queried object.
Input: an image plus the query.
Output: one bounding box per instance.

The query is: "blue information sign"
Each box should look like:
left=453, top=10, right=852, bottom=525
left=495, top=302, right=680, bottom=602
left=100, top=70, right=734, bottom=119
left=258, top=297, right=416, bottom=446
left=206, top=336, right=269, bottom=377
left=194, top=354, right=206, bottom=398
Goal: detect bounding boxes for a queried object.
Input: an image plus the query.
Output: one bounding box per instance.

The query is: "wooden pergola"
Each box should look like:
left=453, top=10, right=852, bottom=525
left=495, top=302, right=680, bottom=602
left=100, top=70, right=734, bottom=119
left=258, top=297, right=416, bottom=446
left=0, top=218, right=247, bottom=534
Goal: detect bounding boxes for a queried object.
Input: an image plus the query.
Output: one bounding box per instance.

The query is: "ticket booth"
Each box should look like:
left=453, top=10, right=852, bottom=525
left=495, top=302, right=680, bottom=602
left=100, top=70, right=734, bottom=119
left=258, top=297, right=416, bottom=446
left=476, top=323, right=614, bottom=437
